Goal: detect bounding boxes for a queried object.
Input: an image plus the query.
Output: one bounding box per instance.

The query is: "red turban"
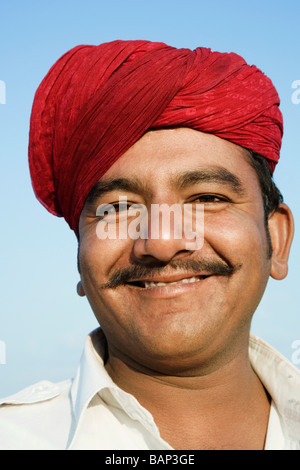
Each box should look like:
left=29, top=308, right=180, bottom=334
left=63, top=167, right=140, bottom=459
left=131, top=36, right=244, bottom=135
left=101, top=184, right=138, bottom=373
left=28, top=40, right=283, bottom=234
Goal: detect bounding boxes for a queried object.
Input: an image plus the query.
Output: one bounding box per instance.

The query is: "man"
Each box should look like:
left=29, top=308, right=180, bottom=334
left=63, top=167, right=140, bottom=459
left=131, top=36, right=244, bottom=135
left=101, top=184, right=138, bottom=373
left=0, top=40, right=299, bottom=450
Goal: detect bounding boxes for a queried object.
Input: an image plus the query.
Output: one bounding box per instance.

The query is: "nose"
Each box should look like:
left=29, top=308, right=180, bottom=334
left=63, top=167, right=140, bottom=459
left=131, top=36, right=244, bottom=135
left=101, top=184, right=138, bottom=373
left=133, top=235, right=191, bottom=263
left=132, top=206, right=199, bottom=263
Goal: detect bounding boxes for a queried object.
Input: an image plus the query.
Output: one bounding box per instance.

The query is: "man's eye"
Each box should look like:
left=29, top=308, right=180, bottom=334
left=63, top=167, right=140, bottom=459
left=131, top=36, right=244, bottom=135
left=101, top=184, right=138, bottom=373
left=195, top=194, right=228, bottom=203
left=114, top=202, right=145, bottom=213
left=114, top=202, right=132, bottom=212
left=96, top=201, right=144, bottom=220
left=96, top=202, right=127, bottom=219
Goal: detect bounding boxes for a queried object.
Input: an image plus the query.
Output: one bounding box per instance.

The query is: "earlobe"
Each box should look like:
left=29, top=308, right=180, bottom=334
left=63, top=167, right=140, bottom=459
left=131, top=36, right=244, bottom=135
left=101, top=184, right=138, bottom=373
left=268, top=203, right=294, bottom=280
left=77, top=281, right=86, bottom=297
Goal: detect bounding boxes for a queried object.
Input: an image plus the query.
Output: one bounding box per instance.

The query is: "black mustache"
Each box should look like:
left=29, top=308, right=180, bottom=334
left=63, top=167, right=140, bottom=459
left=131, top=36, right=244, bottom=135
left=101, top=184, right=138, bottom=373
left=102, top=259, right=241, bottom=289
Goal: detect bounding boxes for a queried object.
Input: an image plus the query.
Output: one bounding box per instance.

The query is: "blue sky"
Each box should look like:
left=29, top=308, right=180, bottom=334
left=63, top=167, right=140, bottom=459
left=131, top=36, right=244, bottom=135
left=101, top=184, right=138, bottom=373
left=0, top=0, right=299, bottom=396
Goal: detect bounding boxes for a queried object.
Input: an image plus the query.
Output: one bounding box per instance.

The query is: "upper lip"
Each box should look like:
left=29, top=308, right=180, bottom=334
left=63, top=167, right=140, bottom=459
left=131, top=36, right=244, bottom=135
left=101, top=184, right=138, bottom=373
left=126, top=272, right=212, bottom=285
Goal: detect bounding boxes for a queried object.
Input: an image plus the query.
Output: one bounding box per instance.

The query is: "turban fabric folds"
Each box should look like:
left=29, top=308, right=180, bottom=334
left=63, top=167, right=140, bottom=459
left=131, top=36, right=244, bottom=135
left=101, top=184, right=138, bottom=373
left=28, top=40, right=283, bottom=234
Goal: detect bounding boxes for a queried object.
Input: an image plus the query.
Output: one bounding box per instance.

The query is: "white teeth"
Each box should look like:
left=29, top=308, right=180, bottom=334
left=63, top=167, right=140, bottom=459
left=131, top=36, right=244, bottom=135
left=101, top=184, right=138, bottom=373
left=143, top=276, right=202, bottom=288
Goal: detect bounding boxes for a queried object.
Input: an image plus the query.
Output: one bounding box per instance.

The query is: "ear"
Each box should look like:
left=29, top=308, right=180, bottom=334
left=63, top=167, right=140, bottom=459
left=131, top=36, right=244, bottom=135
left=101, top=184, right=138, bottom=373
left=268, top=203, right=294, bottom=280
left=76, top=243, right=85, bottom=296
left=77, top=281, right=86, bottom=297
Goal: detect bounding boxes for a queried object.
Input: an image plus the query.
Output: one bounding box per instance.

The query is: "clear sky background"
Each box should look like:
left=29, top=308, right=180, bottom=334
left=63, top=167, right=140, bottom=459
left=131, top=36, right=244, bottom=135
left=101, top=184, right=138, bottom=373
left=0, top=0, right=299, bottom=397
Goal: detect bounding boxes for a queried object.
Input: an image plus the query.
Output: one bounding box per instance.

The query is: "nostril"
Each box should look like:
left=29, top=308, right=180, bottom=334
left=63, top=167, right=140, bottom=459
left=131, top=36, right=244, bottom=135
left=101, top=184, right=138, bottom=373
left=132, top=236, right=195, bottom=264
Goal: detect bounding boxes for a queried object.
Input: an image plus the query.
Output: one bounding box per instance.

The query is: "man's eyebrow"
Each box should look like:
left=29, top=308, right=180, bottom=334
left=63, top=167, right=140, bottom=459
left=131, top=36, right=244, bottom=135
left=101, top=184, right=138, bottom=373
left=85, top=177, right=151, bottom=205
left=85, top=167, right=246, bottom=206
left=171, top=167, right=246, bottom=195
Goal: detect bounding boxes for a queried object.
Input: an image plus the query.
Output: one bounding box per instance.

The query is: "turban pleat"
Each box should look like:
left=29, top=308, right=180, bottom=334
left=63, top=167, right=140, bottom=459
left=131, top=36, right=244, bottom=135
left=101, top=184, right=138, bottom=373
left=29, top=40, right=283, bottom=234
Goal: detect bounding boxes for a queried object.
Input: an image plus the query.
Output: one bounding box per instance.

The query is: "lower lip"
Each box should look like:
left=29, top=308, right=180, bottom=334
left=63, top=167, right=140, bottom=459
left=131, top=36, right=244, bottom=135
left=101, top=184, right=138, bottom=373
left=124, top=277, right=212, bottom=299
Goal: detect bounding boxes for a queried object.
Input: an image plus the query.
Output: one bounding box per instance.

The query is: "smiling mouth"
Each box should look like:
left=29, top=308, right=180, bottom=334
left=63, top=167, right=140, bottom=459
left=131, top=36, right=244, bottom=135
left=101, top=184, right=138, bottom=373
left=103, top=260, right=241, bottom=290
left=127, top=275, right=210, bottom=289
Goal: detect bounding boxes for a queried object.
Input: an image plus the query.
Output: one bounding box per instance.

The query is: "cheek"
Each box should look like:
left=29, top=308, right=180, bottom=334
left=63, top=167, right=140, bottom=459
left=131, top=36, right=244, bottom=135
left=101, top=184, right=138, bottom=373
left=203, top=209, right=271, bottom=322
left=78, top=235, right=129, bottom=326
left=203, top=209, right=270, bottom=272
left=78, top=230, right=130, bottom=288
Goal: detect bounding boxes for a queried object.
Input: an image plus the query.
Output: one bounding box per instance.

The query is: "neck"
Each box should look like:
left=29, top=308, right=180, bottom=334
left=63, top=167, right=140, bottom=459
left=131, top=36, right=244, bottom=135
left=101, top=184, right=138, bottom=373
left=104, top=338, right=271, bottom=450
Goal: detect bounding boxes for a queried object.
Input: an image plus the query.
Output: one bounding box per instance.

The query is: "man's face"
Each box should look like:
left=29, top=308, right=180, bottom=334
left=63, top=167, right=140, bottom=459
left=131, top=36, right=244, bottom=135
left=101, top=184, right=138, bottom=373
left=78, top=128, right=273, bottom=372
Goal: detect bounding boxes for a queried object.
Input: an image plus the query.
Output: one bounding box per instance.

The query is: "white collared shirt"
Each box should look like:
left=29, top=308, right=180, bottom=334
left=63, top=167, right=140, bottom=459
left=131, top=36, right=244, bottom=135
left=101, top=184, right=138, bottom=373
left=0, top=329, right=299, bottom=450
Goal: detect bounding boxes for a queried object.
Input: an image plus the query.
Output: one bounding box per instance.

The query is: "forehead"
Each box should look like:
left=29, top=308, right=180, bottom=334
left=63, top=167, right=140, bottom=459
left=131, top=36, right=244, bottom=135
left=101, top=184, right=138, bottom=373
left=98, top=128, right=258, bottom=192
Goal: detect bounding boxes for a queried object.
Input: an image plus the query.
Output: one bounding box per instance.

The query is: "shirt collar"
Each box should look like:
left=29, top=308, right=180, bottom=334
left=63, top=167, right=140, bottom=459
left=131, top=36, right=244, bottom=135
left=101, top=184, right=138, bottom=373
left=69, top=328, right=159, bottom=447
left=249, top=335, right=300, bottom=449
left=70, top=328, right=116, bottom=424
left=69, top=328, right=300, bottom=449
